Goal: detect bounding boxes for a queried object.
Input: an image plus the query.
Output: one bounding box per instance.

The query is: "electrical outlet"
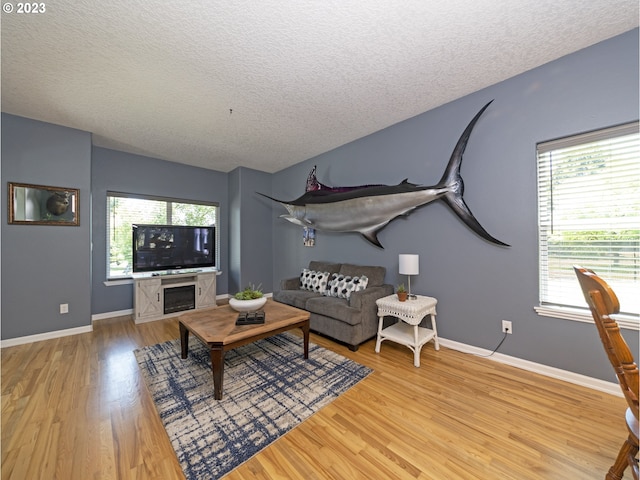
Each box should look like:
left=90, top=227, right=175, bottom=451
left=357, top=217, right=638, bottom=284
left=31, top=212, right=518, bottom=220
left=502, top=320, right=512, bottom=334
left=60, top=303, right=69, bottom=314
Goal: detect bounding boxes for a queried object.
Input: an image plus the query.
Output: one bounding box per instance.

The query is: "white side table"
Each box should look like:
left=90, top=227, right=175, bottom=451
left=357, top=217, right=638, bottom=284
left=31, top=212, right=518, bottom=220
left=375, top=294, right=439, bottom=367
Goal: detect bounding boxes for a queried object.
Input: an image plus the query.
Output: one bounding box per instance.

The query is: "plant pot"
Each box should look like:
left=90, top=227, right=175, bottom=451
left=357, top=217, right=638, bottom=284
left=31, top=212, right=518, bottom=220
left=228, top=297, right=267, bottom=312
left=397, top=292, right=408, bottom=302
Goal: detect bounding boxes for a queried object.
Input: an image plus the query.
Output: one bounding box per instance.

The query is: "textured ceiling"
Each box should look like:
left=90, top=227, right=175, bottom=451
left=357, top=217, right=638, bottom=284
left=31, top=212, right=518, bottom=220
left=2, top=1, right=638, bottom=173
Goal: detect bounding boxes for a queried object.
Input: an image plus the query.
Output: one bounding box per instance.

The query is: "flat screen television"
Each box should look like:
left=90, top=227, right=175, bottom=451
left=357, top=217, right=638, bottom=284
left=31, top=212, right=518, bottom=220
left=132, top=224, right=215, bottom=273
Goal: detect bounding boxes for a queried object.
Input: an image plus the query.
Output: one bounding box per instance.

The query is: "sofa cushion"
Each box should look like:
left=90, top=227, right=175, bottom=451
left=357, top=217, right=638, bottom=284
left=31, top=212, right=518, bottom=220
left=300, top=269, right=330, bottom=293
left=325, top=274, right=368, bottom=299
left=272, top=289, right=321, bottom=310
left=339, top=264, right=385, bottom=287
left=305, top=296, right=362, bottom=326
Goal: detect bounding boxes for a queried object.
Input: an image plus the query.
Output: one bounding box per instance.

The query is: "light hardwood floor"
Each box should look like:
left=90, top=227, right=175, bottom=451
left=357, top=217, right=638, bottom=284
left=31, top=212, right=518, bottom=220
left=1, top=313, right=630, bottom=479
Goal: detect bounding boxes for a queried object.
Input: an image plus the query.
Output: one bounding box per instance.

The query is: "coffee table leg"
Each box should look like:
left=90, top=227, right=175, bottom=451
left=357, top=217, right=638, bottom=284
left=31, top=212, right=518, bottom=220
left=301, top=322, right=309, bottom=359
left=210, top=347, right=224, bottom=400
left=179, top=322, right=189, bottom=359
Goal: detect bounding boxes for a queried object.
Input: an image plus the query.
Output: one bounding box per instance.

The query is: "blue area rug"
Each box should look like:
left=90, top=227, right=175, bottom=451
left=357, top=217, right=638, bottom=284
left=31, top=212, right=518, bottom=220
left=134, top=332, right=372, bottom=479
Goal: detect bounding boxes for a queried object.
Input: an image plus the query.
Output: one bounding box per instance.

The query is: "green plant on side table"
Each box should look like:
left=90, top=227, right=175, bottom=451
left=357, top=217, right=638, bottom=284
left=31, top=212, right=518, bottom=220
left=396, top=283, right=408, bottom=302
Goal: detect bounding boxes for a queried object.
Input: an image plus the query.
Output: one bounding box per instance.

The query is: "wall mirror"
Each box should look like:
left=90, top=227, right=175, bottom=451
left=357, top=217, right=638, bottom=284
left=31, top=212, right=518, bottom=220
left=8, top=182, right=80, bottom=226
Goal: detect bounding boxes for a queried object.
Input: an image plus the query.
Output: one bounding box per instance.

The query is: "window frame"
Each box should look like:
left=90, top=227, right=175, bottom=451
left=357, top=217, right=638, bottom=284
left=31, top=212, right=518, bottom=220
left=535, top=122, right=639, bottom=331
left=106, top=191, right=219, bottom=281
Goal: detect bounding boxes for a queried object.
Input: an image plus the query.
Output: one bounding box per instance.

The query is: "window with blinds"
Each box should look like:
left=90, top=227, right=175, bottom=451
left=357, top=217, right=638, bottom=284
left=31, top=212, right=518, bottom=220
left=536, top=121, right=639, bottom=323
left=106, top=192, right=218, bottom=279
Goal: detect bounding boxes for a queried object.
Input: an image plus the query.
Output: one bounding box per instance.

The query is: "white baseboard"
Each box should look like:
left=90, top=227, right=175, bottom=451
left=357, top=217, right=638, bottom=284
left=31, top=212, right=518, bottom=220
left=92, top=309, right=133, bottom=321
left=438, top=338, right=622, bottom=397
left=1, top=325, right=93, bottom=348
left=91, top=293, right=270, bottom=323
left=134, top=310, right=190, bottom=324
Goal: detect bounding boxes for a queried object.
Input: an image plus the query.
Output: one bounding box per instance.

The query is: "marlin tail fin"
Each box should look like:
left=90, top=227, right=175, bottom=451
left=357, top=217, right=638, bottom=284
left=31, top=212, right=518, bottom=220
left=441, top=191, right=509, bottom=246
left=438, top=100, right=509, bottom=247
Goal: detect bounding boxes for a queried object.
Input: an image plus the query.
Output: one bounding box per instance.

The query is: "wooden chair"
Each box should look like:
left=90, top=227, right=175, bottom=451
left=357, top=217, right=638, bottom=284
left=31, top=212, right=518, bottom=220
left=574, top=266, right=639, bottom=480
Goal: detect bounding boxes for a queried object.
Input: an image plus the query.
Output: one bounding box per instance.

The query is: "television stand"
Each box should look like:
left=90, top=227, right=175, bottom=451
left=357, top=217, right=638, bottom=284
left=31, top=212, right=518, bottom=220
left=133, top=270, right=217, bottom=324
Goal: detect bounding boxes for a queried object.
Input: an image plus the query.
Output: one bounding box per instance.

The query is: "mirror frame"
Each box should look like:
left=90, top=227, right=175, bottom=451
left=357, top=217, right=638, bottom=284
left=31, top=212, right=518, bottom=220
left=7, top=182, right=80, bottom=226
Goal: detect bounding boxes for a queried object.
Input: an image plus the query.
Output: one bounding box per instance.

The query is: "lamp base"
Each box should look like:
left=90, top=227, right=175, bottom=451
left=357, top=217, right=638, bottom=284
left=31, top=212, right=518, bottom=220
left=406, top=276, right=418, bottom=299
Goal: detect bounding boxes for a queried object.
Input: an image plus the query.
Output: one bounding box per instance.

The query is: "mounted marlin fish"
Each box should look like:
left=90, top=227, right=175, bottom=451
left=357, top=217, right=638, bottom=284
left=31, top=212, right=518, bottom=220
left=260, top=100, right=509, bottom=248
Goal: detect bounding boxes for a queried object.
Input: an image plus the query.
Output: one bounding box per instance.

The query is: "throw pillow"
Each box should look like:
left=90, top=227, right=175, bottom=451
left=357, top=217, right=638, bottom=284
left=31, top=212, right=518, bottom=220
left=326, top=274, right=369, bottom=299
left=300, top=269, right=330, bottom=293
left=343, top=275, right=368, bottom=299
left=324, top=273, right=340, bottom=296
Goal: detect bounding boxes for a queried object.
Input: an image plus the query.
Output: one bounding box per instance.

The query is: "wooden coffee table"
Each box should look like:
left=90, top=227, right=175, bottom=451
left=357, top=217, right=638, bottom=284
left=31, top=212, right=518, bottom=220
left=178, top=299, right=310, bottom=400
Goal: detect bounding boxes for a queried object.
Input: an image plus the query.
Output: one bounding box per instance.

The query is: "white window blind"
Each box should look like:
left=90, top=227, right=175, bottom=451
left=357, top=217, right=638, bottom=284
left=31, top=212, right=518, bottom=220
left=537, top=122, right=639, bottom=321
left=106, top=192, right=218, bottom=279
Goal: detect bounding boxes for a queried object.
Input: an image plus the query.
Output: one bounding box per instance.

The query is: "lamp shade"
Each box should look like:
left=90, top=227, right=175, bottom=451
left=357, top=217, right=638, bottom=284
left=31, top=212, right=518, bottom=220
left=399, top=254, right=419, bottom=275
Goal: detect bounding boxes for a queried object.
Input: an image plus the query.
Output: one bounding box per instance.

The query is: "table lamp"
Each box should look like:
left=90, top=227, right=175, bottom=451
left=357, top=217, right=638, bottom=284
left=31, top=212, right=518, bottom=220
left=399, top=254, right=419, bottom=299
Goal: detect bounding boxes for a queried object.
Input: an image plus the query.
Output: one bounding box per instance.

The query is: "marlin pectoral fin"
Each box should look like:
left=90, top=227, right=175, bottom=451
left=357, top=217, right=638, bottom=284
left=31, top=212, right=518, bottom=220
left=441, top=191, right=509, bottom=246
left=281, top=215, right=312, bottom=227
left=361, top=229, right=384, bottom=248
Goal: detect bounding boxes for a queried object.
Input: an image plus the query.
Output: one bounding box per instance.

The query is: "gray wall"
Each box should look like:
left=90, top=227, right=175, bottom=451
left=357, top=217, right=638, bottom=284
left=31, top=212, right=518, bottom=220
left=228, top=166, right=273, bottom=295
left=1, top=114, right=92, bottom=338
left=91, top=147, right=230, bottom=315
left=270, top=29, right=639, bottom=382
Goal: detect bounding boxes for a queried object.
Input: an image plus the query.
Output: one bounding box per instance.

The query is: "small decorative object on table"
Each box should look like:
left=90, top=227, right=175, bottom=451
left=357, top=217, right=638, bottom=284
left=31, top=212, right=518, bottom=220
left=229, top=283, right=268, bottom=312
left=236, top=310, right=266, bottom=325
left=396, top=283, right=408, bottom=302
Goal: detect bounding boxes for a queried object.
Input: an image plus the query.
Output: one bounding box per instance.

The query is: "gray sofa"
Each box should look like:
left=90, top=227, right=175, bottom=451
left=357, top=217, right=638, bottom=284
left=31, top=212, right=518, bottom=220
left=273, top=261, right=394, bottom=351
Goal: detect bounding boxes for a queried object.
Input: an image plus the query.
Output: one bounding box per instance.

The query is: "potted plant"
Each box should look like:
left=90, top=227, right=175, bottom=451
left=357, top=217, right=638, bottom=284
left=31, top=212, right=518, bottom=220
left=396, top=283, right=408, bottom=302
left=229, top=283, right=267, bottom=312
